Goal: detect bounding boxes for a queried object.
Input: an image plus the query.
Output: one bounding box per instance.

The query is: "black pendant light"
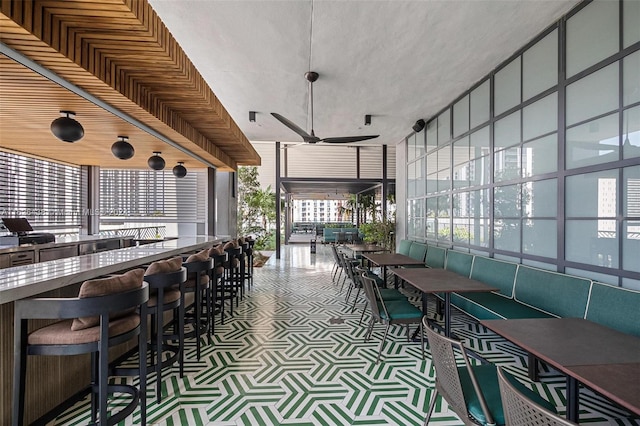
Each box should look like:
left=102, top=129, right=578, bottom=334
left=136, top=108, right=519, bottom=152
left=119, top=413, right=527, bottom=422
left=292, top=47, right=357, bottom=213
left=111, top=136, right=134, bottom=160
left=50, top=111, right=84, bottom=143
left=147, top=151, right=165, bottom=170
left=173, top=162, right=187, bottom=178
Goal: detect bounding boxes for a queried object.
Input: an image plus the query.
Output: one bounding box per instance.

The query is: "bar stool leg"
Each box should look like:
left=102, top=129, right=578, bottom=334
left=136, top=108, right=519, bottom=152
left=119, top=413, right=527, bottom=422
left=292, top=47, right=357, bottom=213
left=12, top=319, right=27, bottom=426
left=91, top=352, right=98, bottom=423
left=99, top=320, right=109, bottom=426
left=139, top=305, right=148, bottom=426
left=155, top=296, right=163, bottom=403
left=178, top=293, right=185, bottom=378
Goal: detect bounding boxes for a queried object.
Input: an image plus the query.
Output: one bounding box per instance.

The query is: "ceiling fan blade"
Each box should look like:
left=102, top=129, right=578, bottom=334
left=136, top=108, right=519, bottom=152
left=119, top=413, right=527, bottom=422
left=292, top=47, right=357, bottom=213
left=270, top=113, right=320, bottom=143
left=321, top=135, right=380, bottom=144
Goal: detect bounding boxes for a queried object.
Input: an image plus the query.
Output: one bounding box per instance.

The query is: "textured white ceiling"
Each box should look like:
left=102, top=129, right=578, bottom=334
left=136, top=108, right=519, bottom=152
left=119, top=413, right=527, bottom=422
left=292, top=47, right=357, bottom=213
left=149, top=0, right=578, bottom=146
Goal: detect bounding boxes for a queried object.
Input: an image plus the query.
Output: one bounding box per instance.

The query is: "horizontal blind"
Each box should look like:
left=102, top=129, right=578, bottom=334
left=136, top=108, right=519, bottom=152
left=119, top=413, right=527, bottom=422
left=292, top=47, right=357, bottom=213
left=100, top=169, right=205, bottom=221
left=0, top=150, right=82, bottom=229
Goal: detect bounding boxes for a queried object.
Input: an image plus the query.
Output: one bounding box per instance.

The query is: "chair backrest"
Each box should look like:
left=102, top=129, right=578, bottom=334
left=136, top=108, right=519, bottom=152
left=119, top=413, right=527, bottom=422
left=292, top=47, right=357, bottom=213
left=470, top=256, right=518, bottom=298
left=445, top=250, right=474, bottom=278
left=341, top=253, right=358, bottom=284
left=408, top=242, right=428, bottom=262
left=423, top=319, right=494, bottom=425
left=425, top=246, right=447, bottom=269
left=398, top=239, right=413, bottom=256
left=497, top=367, right=576, bottom=426
left=586, top=282, right=640, bottom=337
left=330, top=244, right=341, bottom=263
left=360, top=274, right=385, bottom=321
left=514, top=266, right=591, bottom=318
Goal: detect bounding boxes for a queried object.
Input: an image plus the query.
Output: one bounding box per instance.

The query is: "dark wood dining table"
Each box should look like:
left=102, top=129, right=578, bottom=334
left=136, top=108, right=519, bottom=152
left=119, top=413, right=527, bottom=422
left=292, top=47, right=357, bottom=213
left=362, top=252, right=425, bottom=287
left=346, top=244, right=387, bottom=268
left=392, top=267, right=498, bottom=337
left=481, top=317, right=640, bottom=422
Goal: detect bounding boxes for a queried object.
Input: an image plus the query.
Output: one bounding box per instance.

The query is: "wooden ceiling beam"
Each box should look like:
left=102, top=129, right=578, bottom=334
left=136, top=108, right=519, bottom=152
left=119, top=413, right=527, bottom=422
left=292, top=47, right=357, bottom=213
left=0, top=0, right=260, bottom=169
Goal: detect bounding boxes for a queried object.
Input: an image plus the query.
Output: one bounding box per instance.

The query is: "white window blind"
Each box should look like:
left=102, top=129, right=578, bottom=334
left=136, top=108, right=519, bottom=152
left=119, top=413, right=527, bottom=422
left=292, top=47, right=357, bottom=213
left=0, top=150, right=82, bottom=229
left=100, top=169, right=205, bottom=221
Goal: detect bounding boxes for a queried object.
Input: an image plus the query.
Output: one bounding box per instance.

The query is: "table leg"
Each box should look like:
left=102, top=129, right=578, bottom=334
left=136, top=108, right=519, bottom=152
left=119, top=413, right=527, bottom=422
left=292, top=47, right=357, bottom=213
left=566, top=376, right=579, bottom=423
left=421, top=292, right=428, bottom=315
left=382, top=265, right=387, bottom=287
left=444, top=293, right=451, bottom=337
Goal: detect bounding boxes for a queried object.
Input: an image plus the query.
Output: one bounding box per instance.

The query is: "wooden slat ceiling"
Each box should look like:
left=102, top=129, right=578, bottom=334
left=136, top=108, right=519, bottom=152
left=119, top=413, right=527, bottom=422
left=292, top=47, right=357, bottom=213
left=0, top=0, right=261, bottom=171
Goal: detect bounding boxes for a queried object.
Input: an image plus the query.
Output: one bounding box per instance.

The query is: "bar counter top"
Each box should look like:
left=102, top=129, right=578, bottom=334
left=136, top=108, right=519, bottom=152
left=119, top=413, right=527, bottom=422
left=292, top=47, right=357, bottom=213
left=0, top=235, right=222, bottom=304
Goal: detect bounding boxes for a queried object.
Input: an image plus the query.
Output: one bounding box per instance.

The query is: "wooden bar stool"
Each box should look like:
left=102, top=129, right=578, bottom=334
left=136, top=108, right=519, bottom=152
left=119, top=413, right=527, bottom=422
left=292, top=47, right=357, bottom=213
left=12, top=269, right=149, bottom=426
left=181, top=249, right=214, bottom=360
left=209, top=245, right=229, bottom=326
left=143, top=257, right=187, bottom=402
left=223, top=240, right=243, bottom=311
left=245, top=237, right=255, bottom=289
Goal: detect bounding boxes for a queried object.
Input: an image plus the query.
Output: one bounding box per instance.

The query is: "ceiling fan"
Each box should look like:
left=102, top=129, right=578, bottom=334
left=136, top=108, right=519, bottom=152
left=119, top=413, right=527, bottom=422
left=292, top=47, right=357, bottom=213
left=271, top=71, right=379, bottom=144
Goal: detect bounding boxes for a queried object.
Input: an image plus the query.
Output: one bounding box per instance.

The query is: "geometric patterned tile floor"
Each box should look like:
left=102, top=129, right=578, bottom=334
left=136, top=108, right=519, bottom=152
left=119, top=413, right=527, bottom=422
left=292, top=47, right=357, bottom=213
left=54, top=244, right=640, bottom=425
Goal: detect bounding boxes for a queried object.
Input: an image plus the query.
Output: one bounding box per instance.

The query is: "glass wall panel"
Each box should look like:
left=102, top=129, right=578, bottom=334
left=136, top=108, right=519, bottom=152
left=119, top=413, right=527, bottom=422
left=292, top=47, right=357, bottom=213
left=623, top=0, right=640, bottom=48
left=495, top=111, right=521, bottom=149
left=522, top=259, right=557, bottom=271
left=426, top=172, right=438, bottom=195
left=494, top=184, right=521, bottom=218
left=494, top=147, right=521, bottom=182
left=495, top=58, right=522, bottom=115
left=437, top=169, right=451, bottom=192
left=437, top=195, right=451, bottom=242
left=426, top=119, right=438, bottom=152
left=453, top=136, right=470, bottom=165
left=523, top=92, right=557, bottom=141
left=407, top=133, right=416, bottom=161
left=470, top=156, right=491, bottom=187
left=494, top=219, right=520, bottom=252
left=622, top=278, right=640, bottom=291
left=566, top=0, right=619, bottom=77
left=624, top=165, right=640, bottom=217
left=566, top=113, right=619, bottom=169
left=407, top=161, right=416, bottom=198
left=470, top=188, right=490, bottom=218
left=416, top=129, right=426, bottom=158
left=470, top=189, right=491, bottom=247
left=566, top=169, right=618, bottom=217
left=470, top=80, right=490, bottom=128
left=566, top=63, right=619, bottom=126
left=566, top=220, right=619, bottom=268
left=522, top=134, right=558, bottom=177
left=623, top=105, right=640, bottom=159
left=453, top=95, right=470, bottom=137
left=623, top=220, right=640, bottom=272
left=438, top=110, right=451, bottom=145
left=437, top=148, right=451, bottom=171
left=453, top=162, right=470, bottom=189
left=453, top=192, right=471, bottom=244
left=566, top=267, right=619, bottom=285
left=523, top=219, right=557, bottom=257
left=426, top=197, right=438, bottom=218
left=426, top=151, right=437, bottom=174
left=623, top=51, right=640, bottom=106
left=524, top=179, right=557, bottom=217
left=470, top=126, right=490, bottom=158
left=453, top=192, right=467, bottom=217
left=416, top=158, right=425, bottom=197
left=523, top=29, right=558, bottom=100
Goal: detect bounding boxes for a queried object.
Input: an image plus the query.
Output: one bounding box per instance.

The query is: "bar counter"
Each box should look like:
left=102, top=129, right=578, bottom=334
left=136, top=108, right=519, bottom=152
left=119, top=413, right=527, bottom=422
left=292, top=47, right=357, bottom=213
left=0, top=235, right=222, bottom=424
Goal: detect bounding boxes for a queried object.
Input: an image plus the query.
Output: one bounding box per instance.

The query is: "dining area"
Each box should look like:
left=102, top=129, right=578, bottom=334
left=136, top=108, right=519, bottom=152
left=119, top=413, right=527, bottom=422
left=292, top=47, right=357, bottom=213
left=333, top=239, right=640, bottom=425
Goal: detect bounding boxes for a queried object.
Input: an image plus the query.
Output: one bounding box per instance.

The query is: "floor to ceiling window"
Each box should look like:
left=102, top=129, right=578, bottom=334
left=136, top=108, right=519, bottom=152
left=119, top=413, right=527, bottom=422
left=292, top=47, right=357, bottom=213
left=405, top=0, right=640, bottom=288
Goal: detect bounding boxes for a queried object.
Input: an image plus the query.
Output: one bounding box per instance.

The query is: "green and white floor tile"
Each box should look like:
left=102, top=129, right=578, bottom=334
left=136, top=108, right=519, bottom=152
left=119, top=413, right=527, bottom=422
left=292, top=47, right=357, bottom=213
left=54, top=244, right=640, bottom=425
